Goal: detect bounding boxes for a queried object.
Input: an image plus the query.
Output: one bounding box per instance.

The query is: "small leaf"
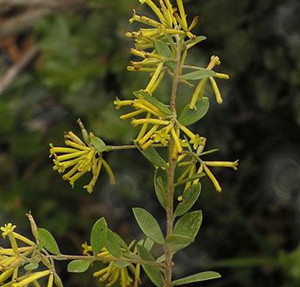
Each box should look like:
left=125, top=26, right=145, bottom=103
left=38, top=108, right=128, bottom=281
left=174, top=184, right=201, bottom=217
left=114, top=260, right=131, bottom=268
left=178, top=97, right=209, bottom=126
left=106, top=229, right=127, bottom=258
left=90, top=136, right=110, bottom=153
left=181, top=69, right=215, bottom=81
left=24, top=262, right=39, bottom=271
left=37, top=228, right=60, bottom=255
left=54, top=274, right=64, bottom=287
left=133, top=208, right=164, bottom=245
left=143, top=237, right=154, bottom=251
left=175, top=173, right=205, bottom=186
left=174, top=210, right=203, bottom=240
left=154, top=39, right=171, bottom=58
left=140, top=147, right=167, bottom=168
left=154, top=169, right=168, bottom=210
left=137, top=244, right=164, bottom=287
left=172, top=271, right=221, bottom=285
left=184, top=35, right=207, bottom=46
left=135, top=90, right=171, bottom=115
left=166, top=234, right=194, bottom=245
left=91, top=217, right=107, bottom=255
left=67, top=260, right=91, bottom=273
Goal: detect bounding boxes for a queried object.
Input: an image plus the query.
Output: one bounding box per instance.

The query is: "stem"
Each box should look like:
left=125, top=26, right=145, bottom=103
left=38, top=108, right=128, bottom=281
left=164, top=41, right=182, bottom=287
left=48, top=254, right=165, bottom=268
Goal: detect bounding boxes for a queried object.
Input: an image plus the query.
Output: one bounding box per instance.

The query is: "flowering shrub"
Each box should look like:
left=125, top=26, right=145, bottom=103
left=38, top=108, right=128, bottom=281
left=0, top=1, right=238, bottom=287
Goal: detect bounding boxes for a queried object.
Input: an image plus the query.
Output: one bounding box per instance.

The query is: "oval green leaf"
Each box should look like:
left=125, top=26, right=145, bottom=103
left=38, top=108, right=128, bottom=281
left=67, top=260, right=90, bottom=273
left=166, top=234, right=194, bottom=245
left=133, top=208, right=164, bottom=245
left=174, top=184, right=201, bottom=217
left=140, top=147, right=167, bottom=168
left=106, top=229, right=126, bottom=258
left=172, top=271, right=221, bottom=285
left=178, top=97, right=209, bottom=126
left=91, top=217, right=107, bottom=255
left=137, top=244, right=164, bottom=287
left=37, top=228, right=60, bottom=255
left=181, top=69, right=215, bottom=81
left=24, top=262, right=39, bottom=271
left=174, top=210, right=203, bottom=239
left=154, top=39, right=171, bottom=58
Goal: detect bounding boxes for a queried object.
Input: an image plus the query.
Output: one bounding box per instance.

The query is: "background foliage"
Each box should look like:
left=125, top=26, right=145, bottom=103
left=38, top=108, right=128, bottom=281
left=0, top=0, right=300, bottom=286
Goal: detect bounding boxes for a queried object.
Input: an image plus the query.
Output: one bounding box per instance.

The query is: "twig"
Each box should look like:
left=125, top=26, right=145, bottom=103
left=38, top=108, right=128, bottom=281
left=0, top=9, right=49, bottom=40
left=0, top=46, right=38, bottom=96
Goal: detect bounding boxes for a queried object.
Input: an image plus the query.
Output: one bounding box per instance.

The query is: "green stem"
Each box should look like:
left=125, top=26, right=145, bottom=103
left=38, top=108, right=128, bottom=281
left=48, top=254, right=165, bottom=268
left=164, top=41, right=182, bottom=287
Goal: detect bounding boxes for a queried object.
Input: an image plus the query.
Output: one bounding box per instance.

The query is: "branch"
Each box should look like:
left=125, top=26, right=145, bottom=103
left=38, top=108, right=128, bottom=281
left=0, top=46, right=38, bottom=96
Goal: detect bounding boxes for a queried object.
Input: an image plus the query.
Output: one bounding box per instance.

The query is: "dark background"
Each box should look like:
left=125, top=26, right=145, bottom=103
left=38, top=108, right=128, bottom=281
left=0, top=0, right=300, bottom=286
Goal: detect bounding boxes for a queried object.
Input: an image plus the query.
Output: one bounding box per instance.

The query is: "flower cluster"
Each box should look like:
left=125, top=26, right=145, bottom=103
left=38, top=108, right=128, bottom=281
left=0, top=224, right=54, bottom=287
left=82, top=243, right=140, bottom=287
left=177, top=139, right=239, bottom=195
left=49, top=122, right=115, bottom=193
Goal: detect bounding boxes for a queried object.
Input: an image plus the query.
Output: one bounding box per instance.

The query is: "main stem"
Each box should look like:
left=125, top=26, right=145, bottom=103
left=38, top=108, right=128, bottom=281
left=164, top=41, right=182, bottom=287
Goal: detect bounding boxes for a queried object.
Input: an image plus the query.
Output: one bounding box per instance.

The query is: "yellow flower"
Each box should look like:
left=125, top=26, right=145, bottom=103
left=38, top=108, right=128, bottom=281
left=50, top=128, right=115, bottom=193
left=153, top=127, right=171, bottom=146
left=93, top=262, right=134, bottom=287
left=190, top=134, right=206, bottom=150
left=1, top=224, right=16, bottom=238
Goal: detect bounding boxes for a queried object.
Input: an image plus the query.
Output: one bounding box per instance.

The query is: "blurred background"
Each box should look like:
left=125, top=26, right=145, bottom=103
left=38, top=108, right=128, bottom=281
left=0, top=0, right=300, bottom=286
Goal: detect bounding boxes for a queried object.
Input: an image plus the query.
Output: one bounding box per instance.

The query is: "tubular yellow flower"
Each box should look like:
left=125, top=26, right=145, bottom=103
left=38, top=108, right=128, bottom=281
left=209, top=76, right=223, bottom=104
left=205, top=160, right=239, bottom=170
left=176, top=0, right=188, bottom=29
left=139, top=0, right=167, bottom=25
left=131, top=118, right=170, bottom=126
left=171, top=128, right=183, bottom=154
left=120, top=110, right=145, bottom=121
left=13, top=270, right=51, bottom=287
left=203, top=164, right=222, bottom=192
left=145, top=62, right=164, bottom=93
left=139, top=124, right=160, bottom=146
left=93, top=261, right=136, bottom=287
left=129, top=10, right=161, bottom=27
left=141, top=139, right=155, bottom=150
left=50, top=126, right=114, bottom=193
left=0, top=268, right=14, bottom=284
left=190, top=134, right=206, bottom=150
left=1, top=224, right=16, bottom=238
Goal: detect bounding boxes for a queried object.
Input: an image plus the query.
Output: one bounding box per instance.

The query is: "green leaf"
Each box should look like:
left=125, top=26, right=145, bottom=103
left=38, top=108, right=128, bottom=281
left=166, top=234, right=194, bottom=245
left=24, top=262, right=39, bottom=271
left=91, top=217, right=107, bottom=254
left=133, top=208, right=164, bottom=245
left=178, top=97, right=209, bottom=126
left=154, top=169, right=168, bottom=210
left=67, top=260, right=91, bottom=273
left=172, top=271, right=221, bottom=285
left=184, top=35, right=207, bottom=46
left=54, top=274, right=64, bottom=287
left=106, top=229, right=125, bottom=258
left=181, top=69, right=215, bottom=81
left=90, top=136, right=110, bottom=153
left=37, top=228, right=60, bottom=255
left=114, top=260, right=131, bottom=268
left=137, top=244, right=164, bottom=287
left=140, top=147, right=167, bottom=168
left=174, top=210, right=203, bottom=240
left=135, top=90, right=171, bottom=115
left=174, top=184, right=201, bottom=217
left=154, top=39, right=171, bottom=58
